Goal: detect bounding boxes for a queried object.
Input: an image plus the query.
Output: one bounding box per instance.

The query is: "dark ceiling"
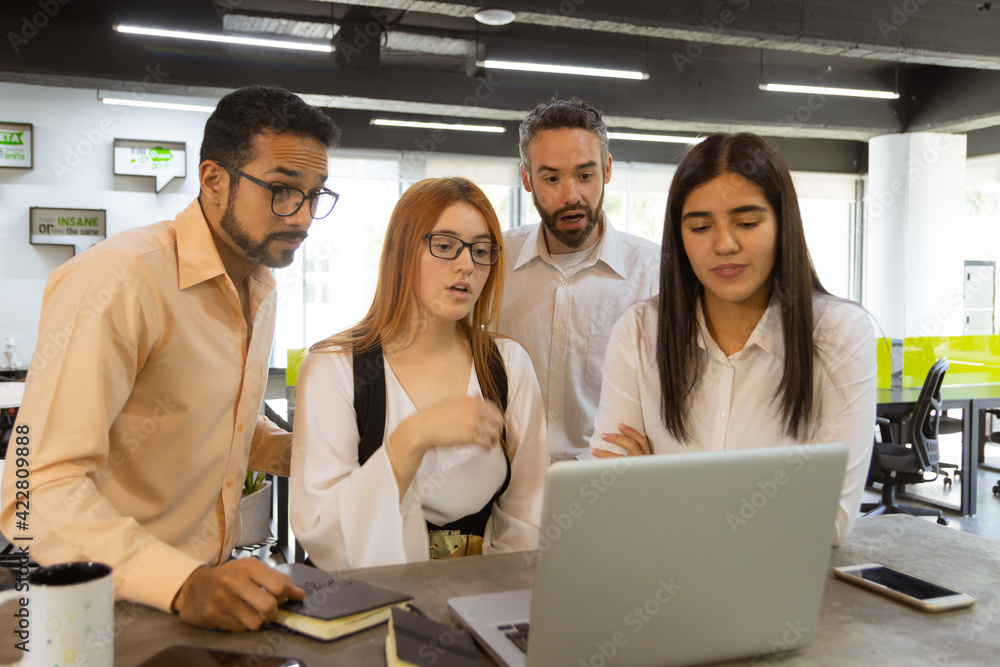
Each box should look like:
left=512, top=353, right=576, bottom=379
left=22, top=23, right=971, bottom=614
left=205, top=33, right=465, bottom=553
left=3, top=0, right=1000, bottom=172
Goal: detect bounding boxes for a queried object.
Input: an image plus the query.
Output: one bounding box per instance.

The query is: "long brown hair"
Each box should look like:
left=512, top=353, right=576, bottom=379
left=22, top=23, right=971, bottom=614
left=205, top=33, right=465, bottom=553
left=658, top=133, right=827, bottom=441
left=313, top=176, right=507, bottom=412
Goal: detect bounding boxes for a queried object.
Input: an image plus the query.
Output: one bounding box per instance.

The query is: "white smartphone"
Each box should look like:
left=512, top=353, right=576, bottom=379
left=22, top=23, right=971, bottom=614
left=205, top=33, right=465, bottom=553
left=833, top=563, right=976, bottom=612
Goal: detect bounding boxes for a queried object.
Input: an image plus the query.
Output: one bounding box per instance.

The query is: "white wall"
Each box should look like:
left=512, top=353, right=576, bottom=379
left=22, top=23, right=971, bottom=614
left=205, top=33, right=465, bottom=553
left=0, top=81, right=210, bottom=363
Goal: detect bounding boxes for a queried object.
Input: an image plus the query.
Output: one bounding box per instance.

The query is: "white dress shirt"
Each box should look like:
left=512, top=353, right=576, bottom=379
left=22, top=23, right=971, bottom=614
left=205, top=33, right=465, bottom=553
left=498, top=219, right=660, bottom=461
left=591, top=294, right=876, bottom=545
left=290, top=337, right=549, bottom=570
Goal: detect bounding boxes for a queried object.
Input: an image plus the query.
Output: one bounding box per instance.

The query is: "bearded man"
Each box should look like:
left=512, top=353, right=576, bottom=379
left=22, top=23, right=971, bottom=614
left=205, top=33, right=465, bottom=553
left=498, top=98, right=661, bottom=461
left=1, top=86, right=339, bottom=630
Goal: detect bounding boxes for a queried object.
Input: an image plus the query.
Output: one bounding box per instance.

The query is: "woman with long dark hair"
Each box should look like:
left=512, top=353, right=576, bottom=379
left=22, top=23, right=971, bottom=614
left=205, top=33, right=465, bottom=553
left=291, top=177, right=548, bottom=569
left=591, top=133, right=875, bottom=544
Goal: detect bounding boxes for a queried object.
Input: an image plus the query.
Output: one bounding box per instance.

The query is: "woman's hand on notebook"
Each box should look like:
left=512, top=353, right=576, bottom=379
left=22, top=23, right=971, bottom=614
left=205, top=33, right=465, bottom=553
left=593, top=423, right=650, bottom=458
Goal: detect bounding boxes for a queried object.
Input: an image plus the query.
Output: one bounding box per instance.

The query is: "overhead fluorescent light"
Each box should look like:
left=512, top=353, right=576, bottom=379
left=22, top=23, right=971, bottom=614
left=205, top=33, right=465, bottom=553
left=758, top=83, right=899, bottom=100
left=478, top=59, right=648, bottom=80
left=114, top=24, right=333, bottom=53
left=372, top=118, right=505, bottom=133
left=97, top=90, right=219, bottom=113
left=608, top=131, right=703, bottom=144
left=101, top=98, right=216, bottom=113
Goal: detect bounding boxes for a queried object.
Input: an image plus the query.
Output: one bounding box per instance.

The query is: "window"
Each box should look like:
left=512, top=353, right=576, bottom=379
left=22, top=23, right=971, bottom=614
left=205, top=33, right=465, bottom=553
left=271, top=152, right=521, bottom=366
left=270, top=151, right=862, bottom=365
left=792, top=172, right=859, bottom=300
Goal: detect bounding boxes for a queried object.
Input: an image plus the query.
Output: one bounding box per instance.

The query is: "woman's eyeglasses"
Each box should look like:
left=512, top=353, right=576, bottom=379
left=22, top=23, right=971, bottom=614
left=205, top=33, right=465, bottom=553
left=215, top=161, right=340, bottom=219
left=424, top=233, right=501, bottom=266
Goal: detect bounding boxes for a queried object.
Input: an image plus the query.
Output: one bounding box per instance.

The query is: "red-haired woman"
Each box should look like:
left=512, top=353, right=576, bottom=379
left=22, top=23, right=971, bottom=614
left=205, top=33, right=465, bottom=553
left=291, top=177, right=548, bottom=569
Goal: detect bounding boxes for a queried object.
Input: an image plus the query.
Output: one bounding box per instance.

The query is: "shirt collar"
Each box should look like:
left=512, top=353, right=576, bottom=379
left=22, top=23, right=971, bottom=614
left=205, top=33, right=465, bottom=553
left=171, top=198, right=275, bottom=291
left=695, top=292, right=783, bottom=361
left=510, top=213, right=627, bottom=279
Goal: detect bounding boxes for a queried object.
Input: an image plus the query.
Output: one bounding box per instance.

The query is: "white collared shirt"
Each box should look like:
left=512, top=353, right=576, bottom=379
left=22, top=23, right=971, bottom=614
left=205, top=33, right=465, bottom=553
left=591, top=293, right=877, bottom=545
left=291, top=338, right=548, bottom=570
left=498, top=218, right=660, bottom=460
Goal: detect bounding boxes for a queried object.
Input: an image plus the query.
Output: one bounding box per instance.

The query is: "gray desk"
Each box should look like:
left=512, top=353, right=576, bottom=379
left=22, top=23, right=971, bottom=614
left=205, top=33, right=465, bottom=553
left=1, top=515, right=997, bottom=666
left=878, top=383, right=1000, bottom=515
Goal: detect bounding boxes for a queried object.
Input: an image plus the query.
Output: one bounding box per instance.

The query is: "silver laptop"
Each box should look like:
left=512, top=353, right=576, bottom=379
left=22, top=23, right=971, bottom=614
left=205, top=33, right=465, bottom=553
left=449, top=443, right=848, bottom=667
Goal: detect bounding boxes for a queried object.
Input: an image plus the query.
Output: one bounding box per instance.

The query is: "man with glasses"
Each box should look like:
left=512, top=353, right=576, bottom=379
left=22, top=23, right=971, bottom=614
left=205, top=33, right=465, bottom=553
left=498, top=98, right=660, bottom=461
left=0, top=86, right=340, bottom=630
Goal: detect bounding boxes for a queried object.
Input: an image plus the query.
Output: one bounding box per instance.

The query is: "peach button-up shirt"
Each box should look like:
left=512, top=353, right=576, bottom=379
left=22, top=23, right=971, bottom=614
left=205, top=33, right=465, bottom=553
left=0, top=199, right=291, bottom=612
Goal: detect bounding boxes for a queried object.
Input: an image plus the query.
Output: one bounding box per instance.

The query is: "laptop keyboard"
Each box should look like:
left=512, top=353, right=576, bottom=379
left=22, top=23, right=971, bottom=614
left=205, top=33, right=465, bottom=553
left=497, top=622, right=530, bottom=653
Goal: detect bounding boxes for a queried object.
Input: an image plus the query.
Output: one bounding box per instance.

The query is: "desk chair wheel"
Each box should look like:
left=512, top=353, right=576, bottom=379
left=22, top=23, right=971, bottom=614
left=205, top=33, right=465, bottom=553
left=936, top=515, right=949, bottom=526
left=943, top=476, right=952, bottom=488
left=994, top=480, right=1000, bottom=495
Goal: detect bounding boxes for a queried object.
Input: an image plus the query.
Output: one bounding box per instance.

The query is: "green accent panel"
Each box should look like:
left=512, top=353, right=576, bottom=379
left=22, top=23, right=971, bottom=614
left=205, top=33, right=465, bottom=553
left=286, top=348, right=307, bottom=386
left=902, top=336, right=1000, bottom=387
left=876, top=338, right=894, bottom=389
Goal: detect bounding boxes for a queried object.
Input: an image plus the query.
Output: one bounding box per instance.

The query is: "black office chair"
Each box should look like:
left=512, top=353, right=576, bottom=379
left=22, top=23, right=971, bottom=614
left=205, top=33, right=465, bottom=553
left=862, top=358, right=950, bottom=526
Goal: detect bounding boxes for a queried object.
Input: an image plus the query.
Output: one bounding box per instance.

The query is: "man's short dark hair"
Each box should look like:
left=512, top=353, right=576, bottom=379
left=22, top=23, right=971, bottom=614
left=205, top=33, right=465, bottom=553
left=200, top=85, right=341, bottom=169
left=518, top=97, right=609, bottom=167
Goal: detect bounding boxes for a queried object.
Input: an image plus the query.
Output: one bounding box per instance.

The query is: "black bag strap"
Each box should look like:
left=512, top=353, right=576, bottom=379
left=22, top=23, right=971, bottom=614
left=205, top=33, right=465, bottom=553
left=356, top=337, right=509, bottom=466
left=354, top=340, right=387, bottom=467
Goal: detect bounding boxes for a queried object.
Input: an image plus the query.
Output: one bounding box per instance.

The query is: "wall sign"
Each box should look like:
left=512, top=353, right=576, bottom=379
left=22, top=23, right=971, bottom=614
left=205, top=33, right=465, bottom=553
left=113, top=139, right=186, bottom=192
left=30, top=207, right=107, bottom=255
left=0, top=122, right=32, bottom=169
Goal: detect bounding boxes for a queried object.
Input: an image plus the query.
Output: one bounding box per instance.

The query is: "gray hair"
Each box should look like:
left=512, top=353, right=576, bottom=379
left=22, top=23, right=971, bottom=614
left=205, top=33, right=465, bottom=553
left=518, top=97, right=609, bottom=168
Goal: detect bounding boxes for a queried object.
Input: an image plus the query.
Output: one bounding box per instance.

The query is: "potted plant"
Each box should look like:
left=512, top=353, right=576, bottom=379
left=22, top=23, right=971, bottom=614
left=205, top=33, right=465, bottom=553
left=237, top=470, right=272, bottom=548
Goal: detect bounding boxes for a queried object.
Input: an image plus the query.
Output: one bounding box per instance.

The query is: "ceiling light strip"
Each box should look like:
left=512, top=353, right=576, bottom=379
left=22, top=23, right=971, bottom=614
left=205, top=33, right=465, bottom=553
left=479, top=59, right=647, bottom=80
left=608, top=131, right=702, bottom=144
left=372, top=118, right=505, bottom=133
left=101, top=98, right=216, bottom=113
left=114, top=25, right=332, bottom=53
left=758, top=83, right=899, bottom=100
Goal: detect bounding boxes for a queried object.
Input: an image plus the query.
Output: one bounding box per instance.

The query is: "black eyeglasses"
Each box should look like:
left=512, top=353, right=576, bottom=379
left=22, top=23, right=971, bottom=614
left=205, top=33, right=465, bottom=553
left=424, top=233, right=502, bottom=266
left=216, top=162, right=340, bottom=219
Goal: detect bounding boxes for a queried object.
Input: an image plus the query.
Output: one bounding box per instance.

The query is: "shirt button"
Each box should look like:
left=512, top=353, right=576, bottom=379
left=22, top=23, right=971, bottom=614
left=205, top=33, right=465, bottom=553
left=226, top=479, right=234, bottom=488
left=237, top=423, right=244, bottom=432
left=555, top=324, right=563, bottom=331
left=719, top=412, right=727, bottom=419
left=550, top=412, right=558, bottom=422
left=561, top=281, right=568, bottom=287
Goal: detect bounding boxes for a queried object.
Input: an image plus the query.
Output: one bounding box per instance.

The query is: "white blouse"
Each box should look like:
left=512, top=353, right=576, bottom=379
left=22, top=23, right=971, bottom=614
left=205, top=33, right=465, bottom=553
left=291, top=337, right=549, bottom=570
left=591, top=294, right=876, bottom=545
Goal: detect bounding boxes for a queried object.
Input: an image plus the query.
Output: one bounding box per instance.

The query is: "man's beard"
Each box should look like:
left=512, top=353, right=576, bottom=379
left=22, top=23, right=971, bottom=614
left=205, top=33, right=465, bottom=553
left=532, top=187, right=604, bottom=250
left=219, top=193, right=306, bottom=269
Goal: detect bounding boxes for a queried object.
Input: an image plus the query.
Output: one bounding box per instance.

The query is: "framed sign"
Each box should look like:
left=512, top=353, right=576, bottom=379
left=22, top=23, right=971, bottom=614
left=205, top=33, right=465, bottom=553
left=113, top=139, right=186, bottom=192
left=30, top=207, right=107, bottom=255
left=0, top=122, right=32, bottom=169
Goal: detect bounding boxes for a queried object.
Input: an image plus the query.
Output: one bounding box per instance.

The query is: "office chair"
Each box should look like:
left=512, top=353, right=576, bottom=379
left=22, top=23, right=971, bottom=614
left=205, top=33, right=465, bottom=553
left=862, top=358, right=950, bottom=526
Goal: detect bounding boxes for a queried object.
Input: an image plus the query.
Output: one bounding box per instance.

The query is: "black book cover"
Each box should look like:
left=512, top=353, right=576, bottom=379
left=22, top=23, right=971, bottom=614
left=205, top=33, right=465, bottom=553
left=386, top=607, right=479, bottom=667
left=277, top=562, right=413, bottom=621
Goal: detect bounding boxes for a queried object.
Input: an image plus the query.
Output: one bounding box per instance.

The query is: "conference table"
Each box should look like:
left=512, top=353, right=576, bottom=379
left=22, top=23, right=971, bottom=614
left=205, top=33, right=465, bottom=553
left=1, top=515, right=996, bottom=666
left=877, top=383, right=1000, bottom=516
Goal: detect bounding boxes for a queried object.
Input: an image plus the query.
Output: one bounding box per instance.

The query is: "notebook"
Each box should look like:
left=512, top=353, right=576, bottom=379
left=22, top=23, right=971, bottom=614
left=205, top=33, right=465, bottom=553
left=449, top=443, right=848, bottom=666
left=273, top=563, right=413, bottom=641
left=385, top=606, right=479, bottom=667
